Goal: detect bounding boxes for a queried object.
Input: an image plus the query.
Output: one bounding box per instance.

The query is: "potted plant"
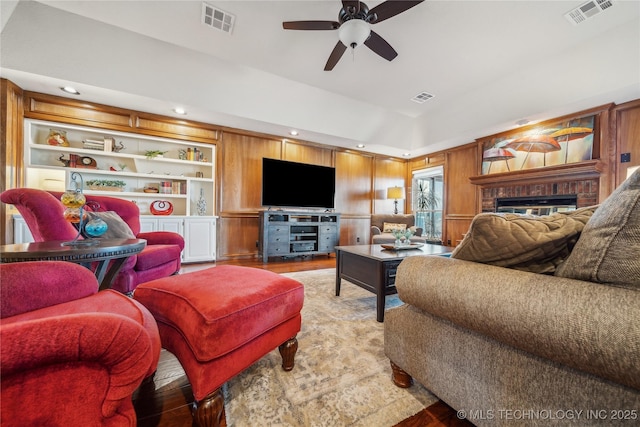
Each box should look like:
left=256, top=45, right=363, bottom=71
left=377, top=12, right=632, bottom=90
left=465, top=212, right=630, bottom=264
left=145, top=150, right=168, bottom=159
left=85, top=179, right=127, bottom=192
left=415, top=181, right=440, bottom=241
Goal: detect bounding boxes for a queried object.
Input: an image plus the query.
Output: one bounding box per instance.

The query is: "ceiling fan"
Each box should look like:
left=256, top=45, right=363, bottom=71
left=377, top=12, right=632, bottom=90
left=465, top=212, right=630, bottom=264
left=283, top=1, right=424, bottom=71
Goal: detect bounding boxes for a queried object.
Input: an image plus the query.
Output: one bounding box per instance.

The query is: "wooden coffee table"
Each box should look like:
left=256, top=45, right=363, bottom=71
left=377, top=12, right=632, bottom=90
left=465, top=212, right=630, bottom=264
left=0, top=238, right=146, bottom=291
left=335, top=244, right=454, bottom=322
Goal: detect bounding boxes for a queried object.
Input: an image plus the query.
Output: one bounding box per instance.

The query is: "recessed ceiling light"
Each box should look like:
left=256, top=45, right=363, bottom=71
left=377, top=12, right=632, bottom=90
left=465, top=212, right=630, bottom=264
left=515, top=119, right=529, bottom=126
left=356, top=144, right=365, bottom=148
left=402, top=153, right=411, bottom=157
left=60, top=86, right=80, bottom=95
left=289, top=130, right=299, bottom=136
left=173, top=107, right=187, bottom=115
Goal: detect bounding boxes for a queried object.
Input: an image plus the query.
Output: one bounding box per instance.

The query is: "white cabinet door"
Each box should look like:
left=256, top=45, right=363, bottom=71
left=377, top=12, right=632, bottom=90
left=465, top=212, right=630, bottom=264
left=183, top=217, right=216, bottom=262
left=157, top=217, right=184, bottom=234
left=12, top=215, right=35, bottom=244
left=139, top=218, right=157, bottom=233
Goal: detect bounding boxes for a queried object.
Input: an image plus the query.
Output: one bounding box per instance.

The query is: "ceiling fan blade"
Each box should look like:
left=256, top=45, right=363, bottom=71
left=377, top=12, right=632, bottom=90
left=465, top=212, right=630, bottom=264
left=369, top=0, right=424, bottom=24
left=283, top=21, right=340, bottom=30
left=364, top=30, right=398, bottom=61
left=324, top=41, right=347, bottom=71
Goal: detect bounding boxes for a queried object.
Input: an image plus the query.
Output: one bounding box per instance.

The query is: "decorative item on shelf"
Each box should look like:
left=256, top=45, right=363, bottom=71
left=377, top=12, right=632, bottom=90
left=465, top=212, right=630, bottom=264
left=196, top=188, right=207, bottom=216
left=145, top=150, right=168, bottom=159
left=58, top=153, right=79, bottom=168
left=103, top=137, right=115, bottom=152
left=47, top=129, right=70, bottom=147
left=60, top=172, right=97, bottom=246
left=86, top=179, right=126, bottom=192
left=76, top=156, right=98, bottom=169
left=113, top=141, right=126, bottom=153
left=150, top=200, right=174, bottom=216
left=160, top=181, right=172, bottom=194
left=82, top=139, right=105, bottom=151
left=178, top=149, right=187, bottom=160
left=143, top=186, right=159, bottom=193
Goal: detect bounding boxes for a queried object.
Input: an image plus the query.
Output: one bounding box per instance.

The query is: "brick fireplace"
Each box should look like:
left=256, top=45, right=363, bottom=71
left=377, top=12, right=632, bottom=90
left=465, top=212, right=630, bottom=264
left=469, top=161, right=604, bottom=213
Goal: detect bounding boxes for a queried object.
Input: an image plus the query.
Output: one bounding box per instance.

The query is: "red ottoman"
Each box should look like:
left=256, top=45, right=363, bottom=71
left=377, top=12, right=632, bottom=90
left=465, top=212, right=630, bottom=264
left=134, top=265, right=304, bottom=427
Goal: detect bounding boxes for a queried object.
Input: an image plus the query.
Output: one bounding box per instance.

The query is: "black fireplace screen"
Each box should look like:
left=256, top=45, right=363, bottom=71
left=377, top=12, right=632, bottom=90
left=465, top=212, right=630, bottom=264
left=495, top=195, right=577, bottom=215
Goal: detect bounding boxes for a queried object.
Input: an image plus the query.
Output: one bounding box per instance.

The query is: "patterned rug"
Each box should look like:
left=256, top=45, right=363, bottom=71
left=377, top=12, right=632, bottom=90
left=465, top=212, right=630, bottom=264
left=223, top=268, right=437, bottom=426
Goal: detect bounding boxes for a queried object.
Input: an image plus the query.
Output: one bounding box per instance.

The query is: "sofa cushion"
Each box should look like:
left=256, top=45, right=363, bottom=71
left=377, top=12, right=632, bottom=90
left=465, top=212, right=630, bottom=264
left=451, top=206, right=596, bottom=274
left=383, top=222, right=407, bottom=233
left=555, top=168, right=640, bottom=289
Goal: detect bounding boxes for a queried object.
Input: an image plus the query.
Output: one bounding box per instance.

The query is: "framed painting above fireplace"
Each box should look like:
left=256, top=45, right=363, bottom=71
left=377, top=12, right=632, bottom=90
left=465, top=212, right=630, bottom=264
left=480, top=114, right=597, bottom=175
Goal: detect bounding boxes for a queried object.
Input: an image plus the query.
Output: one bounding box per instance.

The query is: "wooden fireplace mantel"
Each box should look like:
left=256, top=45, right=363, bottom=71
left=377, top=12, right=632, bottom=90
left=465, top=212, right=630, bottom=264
left=469, top=160, right=605, bottom=187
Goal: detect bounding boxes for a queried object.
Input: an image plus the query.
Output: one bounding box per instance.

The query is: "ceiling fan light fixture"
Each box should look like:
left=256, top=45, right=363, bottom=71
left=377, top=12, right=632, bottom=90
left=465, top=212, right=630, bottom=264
left=338, top=19, right=370, bottom=49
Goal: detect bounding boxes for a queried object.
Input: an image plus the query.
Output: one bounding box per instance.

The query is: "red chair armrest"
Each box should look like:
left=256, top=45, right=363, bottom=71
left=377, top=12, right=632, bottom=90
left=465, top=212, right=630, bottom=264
left=137, top=231, right=185, bottom=250
left=0, top=313, right=154, bottom=417
left=0, top=262, right=98, bottom=318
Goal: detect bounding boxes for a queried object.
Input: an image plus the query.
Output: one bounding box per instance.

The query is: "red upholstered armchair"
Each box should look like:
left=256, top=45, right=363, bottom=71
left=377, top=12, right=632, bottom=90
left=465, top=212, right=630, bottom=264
left=1, top=188, right=185, bottom=294
left=0, top=261, right=161, bottom=427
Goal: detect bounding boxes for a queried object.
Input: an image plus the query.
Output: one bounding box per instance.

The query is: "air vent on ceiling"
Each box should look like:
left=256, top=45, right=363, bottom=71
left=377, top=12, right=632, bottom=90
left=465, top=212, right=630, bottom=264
left=564, top=0, right=613, bottom=25
left=411, top=91, right=435, bottom=104
left=202, top=2, right=235, bottom=34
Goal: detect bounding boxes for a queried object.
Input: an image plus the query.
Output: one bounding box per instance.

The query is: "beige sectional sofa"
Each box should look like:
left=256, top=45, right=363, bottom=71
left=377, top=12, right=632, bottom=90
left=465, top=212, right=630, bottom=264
left=384, top=169, right=640, bottom=426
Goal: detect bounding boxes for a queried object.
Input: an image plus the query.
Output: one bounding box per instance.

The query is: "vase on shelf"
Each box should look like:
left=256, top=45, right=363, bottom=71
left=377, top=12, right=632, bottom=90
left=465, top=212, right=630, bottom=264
left=196, top=189, right=207, bottom=216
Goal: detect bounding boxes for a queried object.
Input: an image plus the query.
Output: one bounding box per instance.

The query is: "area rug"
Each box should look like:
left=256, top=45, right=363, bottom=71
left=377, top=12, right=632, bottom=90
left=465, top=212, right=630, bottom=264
left=222, top=268, right=437, bottom=426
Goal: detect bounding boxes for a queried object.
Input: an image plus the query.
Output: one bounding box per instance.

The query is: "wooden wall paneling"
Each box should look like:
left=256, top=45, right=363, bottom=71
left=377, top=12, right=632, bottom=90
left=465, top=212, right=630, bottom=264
left=135, top=114, right=219, bottom=144
left=25, top=92, right=134, bottom=130
left=443, top=143, right=479, bottom=246
left=338, top=215, right=371, bottom=246
left=216, top=132, right=282, bottom=260
left=334, top=151, right=374, bottom=247
left=24, top=92, right=222, bottom=144
left=282, top=140, right=334, bottom=166
left=334, top=151, right=374, bottom=215
left=217, top=215, right=261, bottom=259
left=1, top=79, right=24, bottom=245
left=614, top=99, right=640, bottom=187
left=373, top=157, right=407, bottom=214
left=218, top=132, right=282, bottom=213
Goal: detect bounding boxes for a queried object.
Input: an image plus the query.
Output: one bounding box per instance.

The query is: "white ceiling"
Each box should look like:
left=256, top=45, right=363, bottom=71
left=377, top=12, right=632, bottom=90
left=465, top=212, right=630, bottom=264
left=1, top=0, right=639, bottom=158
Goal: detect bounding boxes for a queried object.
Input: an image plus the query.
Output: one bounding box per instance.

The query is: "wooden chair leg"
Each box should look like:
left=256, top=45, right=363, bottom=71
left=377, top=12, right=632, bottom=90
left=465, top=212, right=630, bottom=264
left=191, top=388, right=226, bottom=427
left=390, top=361, right=413, bottom=388
left=278, top=336, right=298, bottom=371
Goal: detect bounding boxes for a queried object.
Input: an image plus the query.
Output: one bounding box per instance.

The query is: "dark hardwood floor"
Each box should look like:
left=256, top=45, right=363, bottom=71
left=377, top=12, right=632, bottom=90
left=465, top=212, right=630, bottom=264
left=133, top=255, right=471, bottom=427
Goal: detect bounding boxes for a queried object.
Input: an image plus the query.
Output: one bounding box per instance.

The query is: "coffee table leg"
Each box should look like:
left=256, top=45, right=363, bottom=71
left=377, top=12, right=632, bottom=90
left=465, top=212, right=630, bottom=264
left=335, top=250, right=342, bottom=296
left=376, top=280, right=385, bottom=322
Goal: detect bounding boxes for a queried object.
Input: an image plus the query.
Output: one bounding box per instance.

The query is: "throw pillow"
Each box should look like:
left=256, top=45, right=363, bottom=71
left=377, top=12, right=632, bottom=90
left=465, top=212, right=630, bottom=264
left=383, top=222, right=407, bottom=233
left=451, top=206, right=596, bottom=274
left=555, top=168, right=640, bottom=289
left=85, top=211, right=136, bottom=239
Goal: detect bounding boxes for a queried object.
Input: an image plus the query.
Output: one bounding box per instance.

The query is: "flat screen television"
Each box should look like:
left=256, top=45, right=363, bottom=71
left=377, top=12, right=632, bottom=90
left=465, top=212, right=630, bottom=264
left=262, top=158, right=336, bottom=209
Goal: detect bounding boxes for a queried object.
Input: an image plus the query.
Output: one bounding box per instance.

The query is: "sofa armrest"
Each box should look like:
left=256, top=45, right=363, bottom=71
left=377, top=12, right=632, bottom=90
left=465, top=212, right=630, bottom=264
left=413, top=227, right=423, bottom=236
left=371, top=226, right=382, bottom=236
left=0, top=313, right=154, bottom=419
left=395, top=256, right=640, bottom=391
left=0, top=262, right=98, bottom=318
left=138, top=231, right=185, bottom=250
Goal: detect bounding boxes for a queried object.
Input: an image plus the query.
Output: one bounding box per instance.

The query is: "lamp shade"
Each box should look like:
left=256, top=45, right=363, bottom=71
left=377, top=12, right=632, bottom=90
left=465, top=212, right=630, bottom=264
left=338, top=19, right=371, bottom=49
left=387, top=187, right=404, bottom=200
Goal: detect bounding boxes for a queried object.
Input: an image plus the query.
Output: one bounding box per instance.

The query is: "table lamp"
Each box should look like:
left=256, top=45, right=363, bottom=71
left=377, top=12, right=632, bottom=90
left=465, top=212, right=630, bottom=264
left=387, top=186, right=404, bottom=214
